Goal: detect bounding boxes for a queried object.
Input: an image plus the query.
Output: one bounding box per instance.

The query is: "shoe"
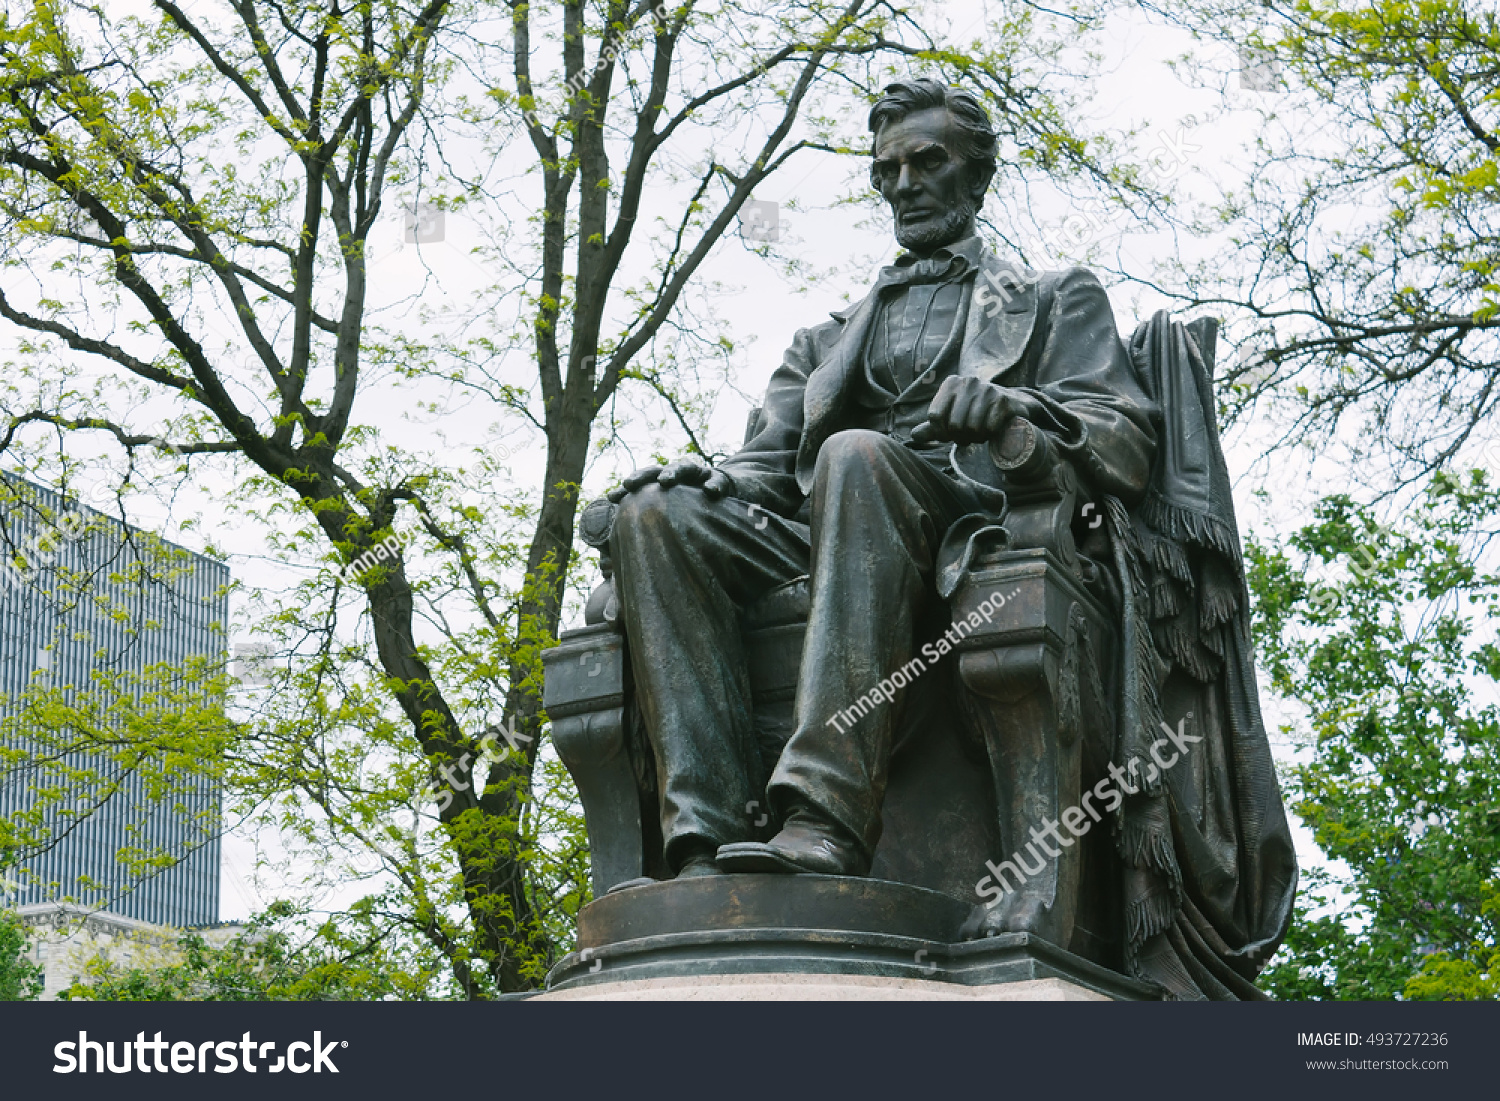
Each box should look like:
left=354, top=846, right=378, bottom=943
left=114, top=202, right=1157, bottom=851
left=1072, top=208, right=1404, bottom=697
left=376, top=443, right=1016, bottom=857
left=676, top=852, right=721, bottom=878
left=605, top=848, right=722, bottom=894
left=715, top=809, right=868, bottom=876
left=605, top=876, right=656, bottom=894
left=960, top=895, right=1048, bottom=940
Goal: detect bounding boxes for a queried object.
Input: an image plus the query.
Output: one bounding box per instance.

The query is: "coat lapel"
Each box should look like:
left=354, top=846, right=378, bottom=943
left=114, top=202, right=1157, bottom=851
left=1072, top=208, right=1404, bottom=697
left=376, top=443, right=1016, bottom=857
left=794, top=249, right=1040, bottom=493
left=796, top=288, right=882, bottom=491
left=958, top=253, right=1038, bottom=382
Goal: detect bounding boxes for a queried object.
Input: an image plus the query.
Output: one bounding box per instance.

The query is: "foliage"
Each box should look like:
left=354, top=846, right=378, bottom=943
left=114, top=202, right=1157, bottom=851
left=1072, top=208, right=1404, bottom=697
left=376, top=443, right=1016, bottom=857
left=0, top=909, right=43, bottom=1000
left=1247, top=471, right=1500, bottom=998
left=1162, top=0, right=1500, bottom=484
left=58, top=900, right=440, bottom=1001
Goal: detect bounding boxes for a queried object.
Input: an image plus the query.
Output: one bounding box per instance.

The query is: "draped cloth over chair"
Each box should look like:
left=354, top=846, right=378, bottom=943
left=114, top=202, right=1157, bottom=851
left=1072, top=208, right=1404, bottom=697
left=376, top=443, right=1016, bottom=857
left=1104, top=312, right=1297, bottom=999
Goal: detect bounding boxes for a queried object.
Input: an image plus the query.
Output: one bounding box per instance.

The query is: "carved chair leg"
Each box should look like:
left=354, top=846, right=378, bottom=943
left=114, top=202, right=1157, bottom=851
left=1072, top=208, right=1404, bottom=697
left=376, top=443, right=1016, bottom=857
left=542, top=625, right=642, bottom=896
left=950, top=551, right=1111, bottom=948
left=960, top=644, right=1084, bottom=946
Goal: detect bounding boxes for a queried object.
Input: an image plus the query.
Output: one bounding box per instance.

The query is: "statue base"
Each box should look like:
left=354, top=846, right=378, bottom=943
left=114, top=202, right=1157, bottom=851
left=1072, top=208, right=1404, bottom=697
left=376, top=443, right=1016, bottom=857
left=539, top=874, right=1154, bottom=1001
left=533, top=973, right=1116, bottom=1000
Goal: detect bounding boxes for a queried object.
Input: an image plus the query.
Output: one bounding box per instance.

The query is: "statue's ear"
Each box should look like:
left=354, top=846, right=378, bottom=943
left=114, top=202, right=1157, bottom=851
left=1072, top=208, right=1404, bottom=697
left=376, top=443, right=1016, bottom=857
left=968, top=159, right=996, bottom=203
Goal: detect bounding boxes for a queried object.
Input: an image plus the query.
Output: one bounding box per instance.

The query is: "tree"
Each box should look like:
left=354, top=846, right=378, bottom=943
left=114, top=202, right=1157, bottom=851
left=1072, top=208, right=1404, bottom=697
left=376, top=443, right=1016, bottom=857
left=0, top=909, right=44, bottom=1000
left=1133, top=0, right=1500, bottom=999
left=1246, top=471, right=1500, bottom=999
left=1154, top=0, right=1500, bottom=485
left=0, top=0, right=1157, bottom=994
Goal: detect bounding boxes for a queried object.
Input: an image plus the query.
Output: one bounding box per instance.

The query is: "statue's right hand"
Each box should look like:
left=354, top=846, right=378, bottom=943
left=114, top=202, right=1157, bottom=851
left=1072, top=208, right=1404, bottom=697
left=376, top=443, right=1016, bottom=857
left=606, top=456, right=733, bottom=503
left=606, top=465, right=665, bottom=502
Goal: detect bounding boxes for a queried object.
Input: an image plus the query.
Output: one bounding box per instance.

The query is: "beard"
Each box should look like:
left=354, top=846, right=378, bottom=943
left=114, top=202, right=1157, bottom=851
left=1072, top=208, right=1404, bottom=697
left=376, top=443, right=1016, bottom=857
left=894, top=198, right=976, bottom=252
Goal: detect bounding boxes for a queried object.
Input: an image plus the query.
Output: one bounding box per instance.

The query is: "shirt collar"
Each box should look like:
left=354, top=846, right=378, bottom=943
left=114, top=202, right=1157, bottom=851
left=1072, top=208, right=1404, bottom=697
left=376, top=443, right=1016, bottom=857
left=892, top=234, right=985, bottom=271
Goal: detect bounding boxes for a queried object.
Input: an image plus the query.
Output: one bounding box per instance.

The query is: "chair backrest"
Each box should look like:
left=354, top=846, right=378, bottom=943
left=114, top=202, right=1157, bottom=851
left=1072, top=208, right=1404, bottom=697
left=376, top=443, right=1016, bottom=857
left=744, top=406, right=766, bottom=446
left=1184, top=316, right=1219, bottom=381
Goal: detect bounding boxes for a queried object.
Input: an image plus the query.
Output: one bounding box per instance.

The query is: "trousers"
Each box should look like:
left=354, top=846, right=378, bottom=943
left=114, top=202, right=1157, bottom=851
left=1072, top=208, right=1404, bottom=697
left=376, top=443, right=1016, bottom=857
left=610, top=429, right=985, bottom=868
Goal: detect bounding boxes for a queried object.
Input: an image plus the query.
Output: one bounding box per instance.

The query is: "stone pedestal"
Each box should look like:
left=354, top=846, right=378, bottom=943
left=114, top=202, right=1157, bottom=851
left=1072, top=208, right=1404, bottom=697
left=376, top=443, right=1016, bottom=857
left=538, top=874, right=1154, bottom=1001
left=534, top=973, right=1113, bottom=1000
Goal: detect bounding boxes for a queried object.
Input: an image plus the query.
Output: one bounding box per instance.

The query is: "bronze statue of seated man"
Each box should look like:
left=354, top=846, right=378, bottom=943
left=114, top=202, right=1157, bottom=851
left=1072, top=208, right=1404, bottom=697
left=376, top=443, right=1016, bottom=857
left=602, top=78, right=1156, bottom=886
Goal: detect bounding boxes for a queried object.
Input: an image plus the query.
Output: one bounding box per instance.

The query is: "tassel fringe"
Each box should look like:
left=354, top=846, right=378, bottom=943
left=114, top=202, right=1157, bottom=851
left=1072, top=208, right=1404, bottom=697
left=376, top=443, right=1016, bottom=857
left=1153, top=622, right=1221, bottom=683
left=1149, top=534, right=1194, bottom=585
left=1138, top=493, right=1243, bottom=570
left=1152, top=576, right=1181, bottom=619
left=1125, top=890, right=1179, bottom=950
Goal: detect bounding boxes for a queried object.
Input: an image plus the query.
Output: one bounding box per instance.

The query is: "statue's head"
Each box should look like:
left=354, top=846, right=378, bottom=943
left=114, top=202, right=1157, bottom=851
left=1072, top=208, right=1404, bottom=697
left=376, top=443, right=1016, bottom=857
left=869, top=79, right=997, bottom=255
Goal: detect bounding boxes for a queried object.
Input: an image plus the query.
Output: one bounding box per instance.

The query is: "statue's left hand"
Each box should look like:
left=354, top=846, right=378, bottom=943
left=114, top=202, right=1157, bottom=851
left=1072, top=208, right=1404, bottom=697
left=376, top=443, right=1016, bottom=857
left=912, top=377, right=1043, bottom=445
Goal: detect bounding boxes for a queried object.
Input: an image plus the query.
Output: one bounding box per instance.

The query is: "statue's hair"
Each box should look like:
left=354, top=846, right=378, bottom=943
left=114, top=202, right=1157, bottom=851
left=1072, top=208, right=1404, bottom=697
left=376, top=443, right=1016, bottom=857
left=868, top=78, right=998, bottom=190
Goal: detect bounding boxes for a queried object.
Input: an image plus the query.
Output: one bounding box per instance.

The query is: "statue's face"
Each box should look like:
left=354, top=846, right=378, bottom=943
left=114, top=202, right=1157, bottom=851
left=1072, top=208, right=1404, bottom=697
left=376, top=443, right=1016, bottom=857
left=871, top=107, right=982, bottom=255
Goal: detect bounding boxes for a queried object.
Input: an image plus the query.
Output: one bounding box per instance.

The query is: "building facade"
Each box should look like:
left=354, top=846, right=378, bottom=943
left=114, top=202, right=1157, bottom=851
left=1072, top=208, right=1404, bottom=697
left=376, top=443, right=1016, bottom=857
left=0, top=474, right=229, bottom=929
left=14, top=902, right=246, bottom=1000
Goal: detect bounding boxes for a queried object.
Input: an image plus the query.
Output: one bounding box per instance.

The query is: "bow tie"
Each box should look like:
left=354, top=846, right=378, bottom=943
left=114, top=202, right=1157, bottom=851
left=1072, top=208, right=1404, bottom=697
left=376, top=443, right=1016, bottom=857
left=877, top=253, right=969, bottom=291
